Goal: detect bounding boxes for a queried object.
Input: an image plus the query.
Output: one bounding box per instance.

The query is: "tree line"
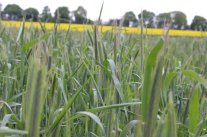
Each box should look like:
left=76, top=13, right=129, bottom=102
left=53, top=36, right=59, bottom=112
left=0, top=3, right=207, bottom=31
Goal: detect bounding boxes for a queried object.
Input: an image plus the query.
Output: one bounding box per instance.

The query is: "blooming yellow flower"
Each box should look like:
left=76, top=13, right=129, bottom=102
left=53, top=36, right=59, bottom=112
left=1, top=20, right=207, bottom=37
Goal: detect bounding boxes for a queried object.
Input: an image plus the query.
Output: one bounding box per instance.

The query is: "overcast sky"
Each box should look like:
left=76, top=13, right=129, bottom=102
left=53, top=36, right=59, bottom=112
left=0, top=0, right=206, bottom=24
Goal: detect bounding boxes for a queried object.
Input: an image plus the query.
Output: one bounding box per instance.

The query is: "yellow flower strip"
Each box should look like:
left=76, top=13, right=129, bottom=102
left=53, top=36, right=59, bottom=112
left=1, top=20, right=207, bottom=37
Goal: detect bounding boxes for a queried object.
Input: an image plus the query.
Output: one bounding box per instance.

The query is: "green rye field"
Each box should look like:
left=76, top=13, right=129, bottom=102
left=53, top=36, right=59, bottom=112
left=0, top=22, right=207, bottom=137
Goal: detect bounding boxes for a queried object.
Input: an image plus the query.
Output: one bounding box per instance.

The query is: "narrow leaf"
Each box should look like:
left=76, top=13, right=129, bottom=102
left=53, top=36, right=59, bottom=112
left=108, top=59, right=124, bottom=101
left=120, top=120, right=138, bottom=137
left=46, top=78, right=91, bottom=135
left=23, top=33, right=50, bottom=52
left=142, top=39, right=164, bottom=121
left=25, top=60, right=48, bottom=137
left=1, top=114, right=12, bottom=127
left=0, top=127, right=27, bottom=135
left=164, top=71, right=177, bottom=91
left=182, top=70, right=207, bottom=89
left=77, top=111, right=105, bottom=134
left=189, top=88, right=200, bottom=134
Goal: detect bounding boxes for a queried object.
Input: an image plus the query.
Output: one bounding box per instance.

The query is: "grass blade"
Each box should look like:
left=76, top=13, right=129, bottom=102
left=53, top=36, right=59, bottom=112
left=69, top=102, right=141, bottom=120
left=77, top=111, right=105, bottom=134
left=23, top=33, right=50, bottom=52
left=1, top=114, right=12, bottom=127
left=46, top=78, right=91, bottom=136
left=88, top=102, right=141, bottom=113
left=141, top=38, right=164, bottom=122
left=108, top=59, right=124, bottom=101
left=25, top=60, right=47, bottom=137
left=165, top=92, right=177, bottom=137
left=120, top=120, right=138, bottom=137
left=182, top=70, right=207, bottom=89
left=98, top=1, right=104, bottom=25
left=0, top=127, right=27, bottom=135
left=189, top=87, right=200, bottom=134
left=163, top=71, right=177, bottom=91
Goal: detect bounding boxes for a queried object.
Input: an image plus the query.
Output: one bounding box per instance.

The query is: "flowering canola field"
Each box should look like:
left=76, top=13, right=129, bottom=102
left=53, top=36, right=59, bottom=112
left=1, top=20, right=207, bottom=37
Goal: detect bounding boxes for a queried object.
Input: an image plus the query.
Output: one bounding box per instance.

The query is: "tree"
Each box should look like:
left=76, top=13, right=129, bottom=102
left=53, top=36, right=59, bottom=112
left=107, top=19, right=121, bottom=26
left=4, top=4, right=23, bottom=20
left=74, top=6, right=87, bottom=24
left=138, top=10, right=156, bottom=28
left=123, top=11, right=137, bottom=27
left=173, top=11, right=187, bottom=29
left=0, top=3, right=2, bottom=19
left=157, top=12, right=171, bottom=28
left=41, top=6, right=53, bottom=22
left=24, top=8, right=39, bottom=21
left=157, top=11, right=187, bottom=29
left=54, top=6, right=70, bottom=23
left=87, top=19, right=94, bottom=24
left=191, top=16, right=207, bottom=31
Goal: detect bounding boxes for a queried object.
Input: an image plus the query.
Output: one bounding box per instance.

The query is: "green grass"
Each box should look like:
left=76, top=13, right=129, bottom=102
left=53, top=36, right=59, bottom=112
left=0, top=22, right=207, bottom=137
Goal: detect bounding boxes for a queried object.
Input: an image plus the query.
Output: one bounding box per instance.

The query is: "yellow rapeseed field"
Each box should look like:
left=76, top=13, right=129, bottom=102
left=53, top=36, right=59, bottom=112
left=1, top=20, right=207, bottom=37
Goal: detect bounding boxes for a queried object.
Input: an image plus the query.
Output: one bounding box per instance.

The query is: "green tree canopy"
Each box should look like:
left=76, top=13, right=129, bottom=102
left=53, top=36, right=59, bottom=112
left=157, top=11, right=187, bottom=29
left=4, top=4, right=23, bottom=20
left=191, top=16, right=207, bottom=31
left=108, top=19, right=121, bottom=26
left=138, top=10, right=156, bottom=28
left=74, top=6, right=87, bottom=24
left=54, top=6, right=70, bottom=23
left=41, top=6, right=53, bottom=22
left=123, top=11, right=137, bottom=27
left=173, top=11, right=187, bottom=29
left=0, top=3, right=2, bottom=12
left=138, top=10, right=155, bottom=19
left=0, top=3, right=2, bottom=18
left=157, top=12, right=171, bottom=28
left=24, top=8, right=39, bottom=21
